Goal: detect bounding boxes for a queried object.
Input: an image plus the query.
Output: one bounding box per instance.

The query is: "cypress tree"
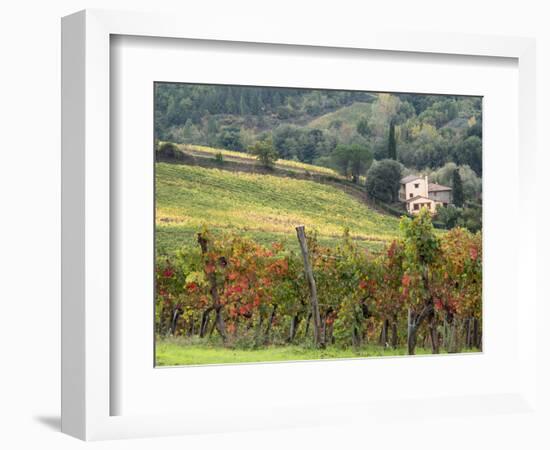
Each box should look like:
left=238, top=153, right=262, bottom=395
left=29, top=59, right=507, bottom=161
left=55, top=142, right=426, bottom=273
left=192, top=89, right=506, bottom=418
left=452, top=168, right=464, bottom=207
left=388, top=119, right=397, bottom=160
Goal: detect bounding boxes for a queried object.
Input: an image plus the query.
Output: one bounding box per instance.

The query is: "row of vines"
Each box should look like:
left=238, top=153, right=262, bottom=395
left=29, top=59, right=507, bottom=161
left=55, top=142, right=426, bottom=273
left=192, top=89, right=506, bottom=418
left=156, top=209, right=482, bottom=355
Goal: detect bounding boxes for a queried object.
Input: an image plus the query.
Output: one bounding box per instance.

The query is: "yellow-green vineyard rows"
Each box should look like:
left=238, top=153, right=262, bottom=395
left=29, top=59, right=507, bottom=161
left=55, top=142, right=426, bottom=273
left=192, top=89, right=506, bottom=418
left=156, top=163, right=402, bottom=255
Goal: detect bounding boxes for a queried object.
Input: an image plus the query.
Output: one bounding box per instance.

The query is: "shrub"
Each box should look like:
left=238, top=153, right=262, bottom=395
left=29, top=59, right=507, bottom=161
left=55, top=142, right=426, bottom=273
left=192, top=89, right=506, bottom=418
left=248, top=136, right=279, bottom=169
left=435, top=204, right=462, bottom=229
left=157, top=141, right=178, bottom=159
left=365, top=159, right=402, bottom=203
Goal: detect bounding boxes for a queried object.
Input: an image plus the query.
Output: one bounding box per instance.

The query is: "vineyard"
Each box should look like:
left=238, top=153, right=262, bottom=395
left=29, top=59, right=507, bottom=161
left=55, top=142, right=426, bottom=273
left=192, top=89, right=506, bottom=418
left=156, top=162, right=402, bottom=255
left=156, top=194, right=482, bottom=365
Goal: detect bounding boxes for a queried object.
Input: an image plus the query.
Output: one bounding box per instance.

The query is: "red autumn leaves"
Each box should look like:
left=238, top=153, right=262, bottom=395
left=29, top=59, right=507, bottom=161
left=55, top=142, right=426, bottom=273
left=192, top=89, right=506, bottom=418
left=355, top=225, right=481, bottom=326
left=156, top=219, right=482, bottom=350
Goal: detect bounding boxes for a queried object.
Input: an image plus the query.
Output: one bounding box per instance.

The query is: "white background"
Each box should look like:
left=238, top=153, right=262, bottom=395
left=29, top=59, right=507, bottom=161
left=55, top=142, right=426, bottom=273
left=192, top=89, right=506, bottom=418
left=1, top=1, right=548, bottom=449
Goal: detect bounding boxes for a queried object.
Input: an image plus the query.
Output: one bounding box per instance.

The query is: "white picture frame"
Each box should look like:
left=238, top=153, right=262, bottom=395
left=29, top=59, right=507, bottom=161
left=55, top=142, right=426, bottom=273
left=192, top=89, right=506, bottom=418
left=61, top=9, right=538, bottom=441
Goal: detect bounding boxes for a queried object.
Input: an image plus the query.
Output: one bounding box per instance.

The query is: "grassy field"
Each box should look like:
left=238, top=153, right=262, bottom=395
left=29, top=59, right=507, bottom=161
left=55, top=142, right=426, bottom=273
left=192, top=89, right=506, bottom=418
left=155, top=338, right=474, bottom=366
left=308, top=102, right=373, bottom=129
left=155, top=162, right=402, bottom=255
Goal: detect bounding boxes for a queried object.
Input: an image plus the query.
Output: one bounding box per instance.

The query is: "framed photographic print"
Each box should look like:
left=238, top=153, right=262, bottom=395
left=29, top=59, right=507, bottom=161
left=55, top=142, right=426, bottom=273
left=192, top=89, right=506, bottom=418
left=62, top=9, right=538, bottom=441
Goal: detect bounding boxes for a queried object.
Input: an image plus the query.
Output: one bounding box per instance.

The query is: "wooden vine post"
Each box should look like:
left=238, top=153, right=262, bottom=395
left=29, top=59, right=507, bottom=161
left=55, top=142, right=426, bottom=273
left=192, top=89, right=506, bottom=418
left=295, top=225, right=325, bottom=348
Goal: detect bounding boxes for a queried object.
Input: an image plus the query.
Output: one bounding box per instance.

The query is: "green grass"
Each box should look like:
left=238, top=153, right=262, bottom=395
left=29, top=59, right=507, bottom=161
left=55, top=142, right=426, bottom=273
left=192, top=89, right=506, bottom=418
left=155, top=339, right=474, bottom=366
left=308, top=102, right=373, bottom=129
left=156, top=163, right=402, bottom=255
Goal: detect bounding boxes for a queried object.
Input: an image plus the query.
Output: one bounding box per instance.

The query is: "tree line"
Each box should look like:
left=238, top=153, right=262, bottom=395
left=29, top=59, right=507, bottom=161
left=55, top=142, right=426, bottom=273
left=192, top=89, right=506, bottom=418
left=155, top=84, right=482, bottom=176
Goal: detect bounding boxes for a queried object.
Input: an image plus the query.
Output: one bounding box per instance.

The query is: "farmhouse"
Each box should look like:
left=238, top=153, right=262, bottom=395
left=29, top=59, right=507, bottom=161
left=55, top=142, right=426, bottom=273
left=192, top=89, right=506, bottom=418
left=399, top=175, right=452, bottom=215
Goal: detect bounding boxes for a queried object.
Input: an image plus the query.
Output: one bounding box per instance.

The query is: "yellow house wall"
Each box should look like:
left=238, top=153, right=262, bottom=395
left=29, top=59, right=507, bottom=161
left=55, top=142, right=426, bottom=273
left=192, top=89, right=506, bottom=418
left=404, top=178, right=428, bottom=200
left=407, top=197, right=437, bottom=214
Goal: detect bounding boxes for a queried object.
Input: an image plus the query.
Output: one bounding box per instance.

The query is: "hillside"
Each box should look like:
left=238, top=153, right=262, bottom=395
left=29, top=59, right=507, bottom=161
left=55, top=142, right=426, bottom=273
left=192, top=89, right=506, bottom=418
left=177, top=144, right=342, bottom=178
left=155, top=83, right=482, bottom=179
left=155, top=162, right=402, bottom=255
left=307, top=102, right=372, bottom=129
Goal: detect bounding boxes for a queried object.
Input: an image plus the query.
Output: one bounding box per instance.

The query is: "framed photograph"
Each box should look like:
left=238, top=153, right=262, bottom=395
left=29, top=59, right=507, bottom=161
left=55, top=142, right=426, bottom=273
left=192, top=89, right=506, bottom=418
left=62, top=9, right=538, bottom=441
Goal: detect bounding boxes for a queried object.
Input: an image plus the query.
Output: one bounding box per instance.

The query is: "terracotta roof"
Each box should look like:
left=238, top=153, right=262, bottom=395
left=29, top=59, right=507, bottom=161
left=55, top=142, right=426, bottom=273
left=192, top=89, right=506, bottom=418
left=400, top=175, right=423, bottom=184
left=406, top=195, right=434, bottom=203
left=428, top=182, right=452, bottom=192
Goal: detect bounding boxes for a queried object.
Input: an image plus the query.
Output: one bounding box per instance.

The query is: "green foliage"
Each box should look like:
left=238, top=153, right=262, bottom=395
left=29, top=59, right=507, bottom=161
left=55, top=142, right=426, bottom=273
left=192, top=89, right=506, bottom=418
left=331, top=143, right=373, bottom=183
left=454, top=135, right=482, bottom=176
left=452, top=168, right=464, bottom=207
left=429, top=162, right=481, bottom=202
left=418, top=98, right=459, bottom=127
left=157, top=141, right=178, bottom=159
left=428, top=162, right=482, bottom=230
left=214, top=151, right=224, bottom=164
left=461, top=203, right=482, bottom=233
left=299, top=128, right=324, bottom=163
left=388, top=118, right=397, bottom=159
left=397, top=210, right=482, bottom=353
left=332, top=295, right=364, bottom=346
left=394, top=100, right=416, bottom=124
left=365, top=159, right=402, bottom=203
left=434, top=203, right=482, bottom=233
left=272, top=125, right=301, bottom=160
left=356, top=116, right=370, bottom=138
left=397, top=93, right=441, bottom=115
left=272, top=125, right=332, bottom=163
left=397, top=123, right=452, bottom=169
left=307, top=102, right=373, bottom=129
left=248, top=136, right=279, bottom=168
left=218, top=126, right=243, bottom=151
left=467, top=120, right=482, bottom=138
left=435, top=204, right=462, bottom=229
left=400, top=208, right=440, bottom=266
left=435, top=227, right=482, bottom=321
left=155, top=83, right=482, bottom=176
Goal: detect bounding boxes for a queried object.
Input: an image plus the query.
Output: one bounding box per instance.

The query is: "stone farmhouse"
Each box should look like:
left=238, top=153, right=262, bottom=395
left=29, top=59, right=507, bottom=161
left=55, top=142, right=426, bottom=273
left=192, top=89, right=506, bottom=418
left=399, top=175, right=452, bottom=215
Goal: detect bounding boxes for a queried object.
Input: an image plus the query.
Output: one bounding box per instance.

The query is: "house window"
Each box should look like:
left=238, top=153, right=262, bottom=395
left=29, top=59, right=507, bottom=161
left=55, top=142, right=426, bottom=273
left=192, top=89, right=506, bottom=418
left=409, top=193, right=413, bottom=198
left=413, top=203, right=419, bottom=211
left=414, top=183, right=419, bottom=188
